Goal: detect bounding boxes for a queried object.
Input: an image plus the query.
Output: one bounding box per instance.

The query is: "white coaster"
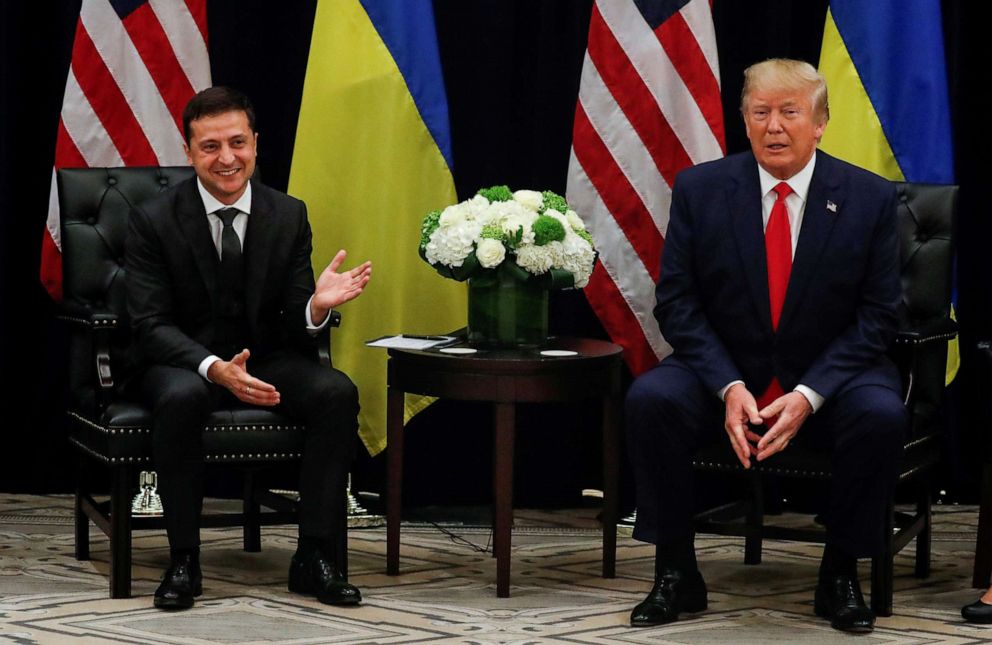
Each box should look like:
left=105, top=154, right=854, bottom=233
left=540, top=349, right=578, bottom=357
left=439, top=347, right=478, bottom=355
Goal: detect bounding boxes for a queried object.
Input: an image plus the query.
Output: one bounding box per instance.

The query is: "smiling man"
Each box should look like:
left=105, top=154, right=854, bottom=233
left=624, top=59, right=906, bottom=633
left=125, top=87, right=372, bottom=610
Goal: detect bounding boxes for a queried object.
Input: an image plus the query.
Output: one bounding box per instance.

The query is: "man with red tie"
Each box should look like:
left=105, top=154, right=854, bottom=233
left=625, top=58, right=906, bottom=633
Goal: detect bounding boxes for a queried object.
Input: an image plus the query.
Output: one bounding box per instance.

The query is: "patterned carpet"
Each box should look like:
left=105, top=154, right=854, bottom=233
left=0, top=494, right=989, bottom=644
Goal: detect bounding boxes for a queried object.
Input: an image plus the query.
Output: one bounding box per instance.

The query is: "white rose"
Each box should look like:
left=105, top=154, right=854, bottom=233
left=464, top=195, right=490, bottom=221
left=513, top=190, right=543, bottom=212
left=476, top=238, right=506, bottom=268
left=439, top=203, right=468, bottom=227
left=566, top=209, right=586, bottom=231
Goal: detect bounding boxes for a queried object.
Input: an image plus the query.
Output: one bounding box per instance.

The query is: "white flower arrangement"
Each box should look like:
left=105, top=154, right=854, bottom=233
left=419, top=185, right=597, bottom=289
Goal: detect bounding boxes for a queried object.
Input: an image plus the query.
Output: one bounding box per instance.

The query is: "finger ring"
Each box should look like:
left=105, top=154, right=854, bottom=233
left=245, top=385, right=251, bottom=394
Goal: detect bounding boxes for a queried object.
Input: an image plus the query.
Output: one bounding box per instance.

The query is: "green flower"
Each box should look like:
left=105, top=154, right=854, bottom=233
left=420, top=210, right=441, bottom=249
left=532, top=215, right=566, bottom=246
left=480, top=224, right=505, bottom=241
left=477, top=185, right=513, bottom=202
left=540, top=190, right=568, bottom=215
left=575, top=229, right=594, bottom=245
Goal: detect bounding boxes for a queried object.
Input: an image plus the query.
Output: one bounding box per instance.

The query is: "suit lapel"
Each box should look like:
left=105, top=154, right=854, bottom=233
left=729, top=157, right=773, bottom=331
left=243, top=180, right=274, bottom=325
left=175, top=179, right=219, bottom=300
left=777, top=152, right=843, bottom=331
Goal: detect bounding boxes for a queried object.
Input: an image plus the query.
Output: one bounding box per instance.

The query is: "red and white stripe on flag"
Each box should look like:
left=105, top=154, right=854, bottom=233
left=567, top=0, right=725, bottom=375
left=40, top=0, right=211, bottom=301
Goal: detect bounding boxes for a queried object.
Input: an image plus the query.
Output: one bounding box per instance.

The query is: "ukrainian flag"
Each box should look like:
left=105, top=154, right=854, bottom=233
left=289, top=0, right=464, bottom=454
left=818, top=0, right=957, bottom=383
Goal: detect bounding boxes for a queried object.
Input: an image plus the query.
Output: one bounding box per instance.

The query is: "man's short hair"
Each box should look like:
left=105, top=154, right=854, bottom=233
left=182, top=86, right=256, bottom=143
left=740, top=58, right=829, bottom=124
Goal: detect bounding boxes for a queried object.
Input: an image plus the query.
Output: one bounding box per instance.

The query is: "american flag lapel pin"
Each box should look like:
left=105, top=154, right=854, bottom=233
left=826, top=200, right=838, bottom=213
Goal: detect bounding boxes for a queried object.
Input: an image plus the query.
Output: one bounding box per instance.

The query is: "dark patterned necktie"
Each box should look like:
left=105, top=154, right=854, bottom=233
left=216, top=208, right=243, bottom=290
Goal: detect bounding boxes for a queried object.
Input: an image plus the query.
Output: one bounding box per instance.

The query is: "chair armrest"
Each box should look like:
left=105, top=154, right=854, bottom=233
left=894, top=316, right=956, bottom=415
left=895, top=317, right=958, bottom=346
left=317, top=309, right=342, bottom=368
left=57, top=309, right=119, bottom=408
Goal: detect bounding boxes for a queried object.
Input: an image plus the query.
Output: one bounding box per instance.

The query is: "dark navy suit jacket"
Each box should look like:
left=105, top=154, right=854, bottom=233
left=654, top=150, right=902, bottom=403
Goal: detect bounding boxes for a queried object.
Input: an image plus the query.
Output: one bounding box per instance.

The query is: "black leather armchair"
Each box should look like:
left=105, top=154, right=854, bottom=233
left=691, top=182, right=958, bottom=616
left=58, top=166, right=347, bottom=598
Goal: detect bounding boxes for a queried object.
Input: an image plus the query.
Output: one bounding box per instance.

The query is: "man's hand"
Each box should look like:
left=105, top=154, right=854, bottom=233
left=206, top=349, right=280, bottom=406
left=310, top=249, right=372, bottom=323
left=755, top=391, right=812, bottom=461
left=724, top=383, right=763, bottom=468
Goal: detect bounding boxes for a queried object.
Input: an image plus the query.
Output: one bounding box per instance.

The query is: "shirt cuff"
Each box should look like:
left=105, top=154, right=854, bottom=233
left=719, top=380, right=745, bottom=401
left=198, top=355, right=221, bottom=382
left=305, top=295, right=329, bottom=334
left=794, top=384, right=824, bottom=413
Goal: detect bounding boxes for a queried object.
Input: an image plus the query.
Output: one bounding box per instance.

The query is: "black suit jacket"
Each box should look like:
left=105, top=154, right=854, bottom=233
left=654, top=150, right=902, bottom=403
left=125, top=177, right=319, bottom=375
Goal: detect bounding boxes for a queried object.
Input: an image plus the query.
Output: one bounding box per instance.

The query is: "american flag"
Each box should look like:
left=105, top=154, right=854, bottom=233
left=40, top=0, right=211, bottom=301
left=566, top=0, right=725, bottom=375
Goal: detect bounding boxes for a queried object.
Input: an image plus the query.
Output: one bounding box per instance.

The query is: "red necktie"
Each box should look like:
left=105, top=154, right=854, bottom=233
left=757, top=181, right=792, bottom=409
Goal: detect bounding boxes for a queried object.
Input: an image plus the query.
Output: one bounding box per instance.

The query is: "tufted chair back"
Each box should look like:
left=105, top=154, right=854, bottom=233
left=59, top=166, right=195, bottom=412
left=894, top=182, right=957, bottom=435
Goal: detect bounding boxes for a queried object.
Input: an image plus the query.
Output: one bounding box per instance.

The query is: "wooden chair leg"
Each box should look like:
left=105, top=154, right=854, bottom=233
left=243, top=469, right=262, bottom=552
left=110, top=465, right=132, bottom=599
left=871, top=504, right=895, bottom=617
left=75, top=454, right=90, bottom=561
left=915, top=485, right=931, bottom=579
left=974, top=463, right=992, bottom=588
left=744, top=472, right=763, bottom=565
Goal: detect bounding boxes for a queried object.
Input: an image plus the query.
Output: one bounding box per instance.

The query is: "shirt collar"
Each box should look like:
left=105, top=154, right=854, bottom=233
left=196, top=178, right=252, bottom=215
left=757, top=150, right=817, bottom=202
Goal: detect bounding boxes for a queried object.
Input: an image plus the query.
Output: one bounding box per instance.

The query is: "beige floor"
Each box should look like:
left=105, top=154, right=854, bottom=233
left=0, top=494, right=988, bottom=644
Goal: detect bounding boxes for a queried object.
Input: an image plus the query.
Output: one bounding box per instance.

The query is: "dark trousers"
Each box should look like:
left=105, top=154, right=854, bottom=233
left=625, top=357, right=906, bottom=558
left=134, top=350, right=359, bottom=550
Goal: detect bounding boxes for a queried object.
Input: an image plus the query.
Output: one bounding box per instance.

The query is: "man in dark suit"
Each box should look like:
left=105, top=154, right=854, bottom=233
left=625, top=59, right=906, bottom=633
left=125, top=86, right=372, bottom=610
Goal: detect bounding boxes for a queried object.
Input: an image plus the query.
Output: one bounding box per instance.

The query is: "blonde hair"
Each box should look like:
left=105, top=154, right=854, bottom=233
left=741, top=58, right=829, bottom=123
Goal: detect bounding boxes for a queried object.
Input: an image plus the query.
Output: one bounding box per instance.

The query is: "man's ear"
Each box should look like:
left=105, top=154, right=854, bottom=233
left=183, top=142, right=192, bottom=166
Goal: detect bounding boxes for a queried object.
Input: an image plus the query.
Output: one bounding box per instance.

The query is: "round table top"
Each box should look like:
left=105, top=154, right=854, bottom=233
left=387, top=336, right=622, bottom=400
left=388, top=336, right=621, bottom=367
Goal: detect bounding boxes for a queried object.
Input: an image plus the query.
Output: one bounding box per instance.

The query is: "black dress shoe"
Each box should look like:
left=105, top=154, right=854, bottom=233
left=154, top=554, right=203, bottom=610
left=630, top=567, right=707, bottom=627
left=814, top=574, right=875, bottom=633
left=962, top=598, right=992, bottom=623
left=288, top=551, right=361, bottom=606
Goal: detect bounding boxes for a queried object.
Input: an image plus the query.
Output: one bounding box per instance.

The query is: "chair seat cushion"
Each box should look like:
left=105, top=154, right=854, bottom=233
left=692, top=434, right=939, bottom=480
left=69, top=401, right=306, bottom=464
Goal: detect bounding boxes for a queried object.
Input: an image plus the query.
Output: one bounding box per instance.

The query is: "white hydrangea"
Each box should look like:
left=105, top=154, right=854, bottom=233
left=476, top=238, right=506, bottom=268
left=424, top=219, right=482, bottom=267
left=558, top=232, right=596, bottom=287
left=512, top=189, right=543, bottom=212
left=514, top=244, right=555, bottom=275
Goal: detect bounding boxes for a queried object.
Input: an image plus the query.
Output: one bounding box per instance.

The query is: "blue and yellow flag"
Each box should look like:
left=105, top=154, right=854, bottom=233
left=818, top=0, right=957, bottom=382
left=289, top=0, right=464, bottom=454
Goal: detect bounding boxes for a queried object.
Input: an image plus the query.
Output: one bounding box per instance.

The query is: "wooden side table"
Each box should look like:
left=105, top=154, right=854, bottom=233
left=385, top=337, right=623, bottom=597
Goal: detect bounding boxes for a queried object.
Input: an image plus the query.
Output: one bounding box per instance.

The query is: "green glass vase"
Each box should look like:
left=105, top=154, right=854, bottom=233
left=467, top=271, right=549, bottom=348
